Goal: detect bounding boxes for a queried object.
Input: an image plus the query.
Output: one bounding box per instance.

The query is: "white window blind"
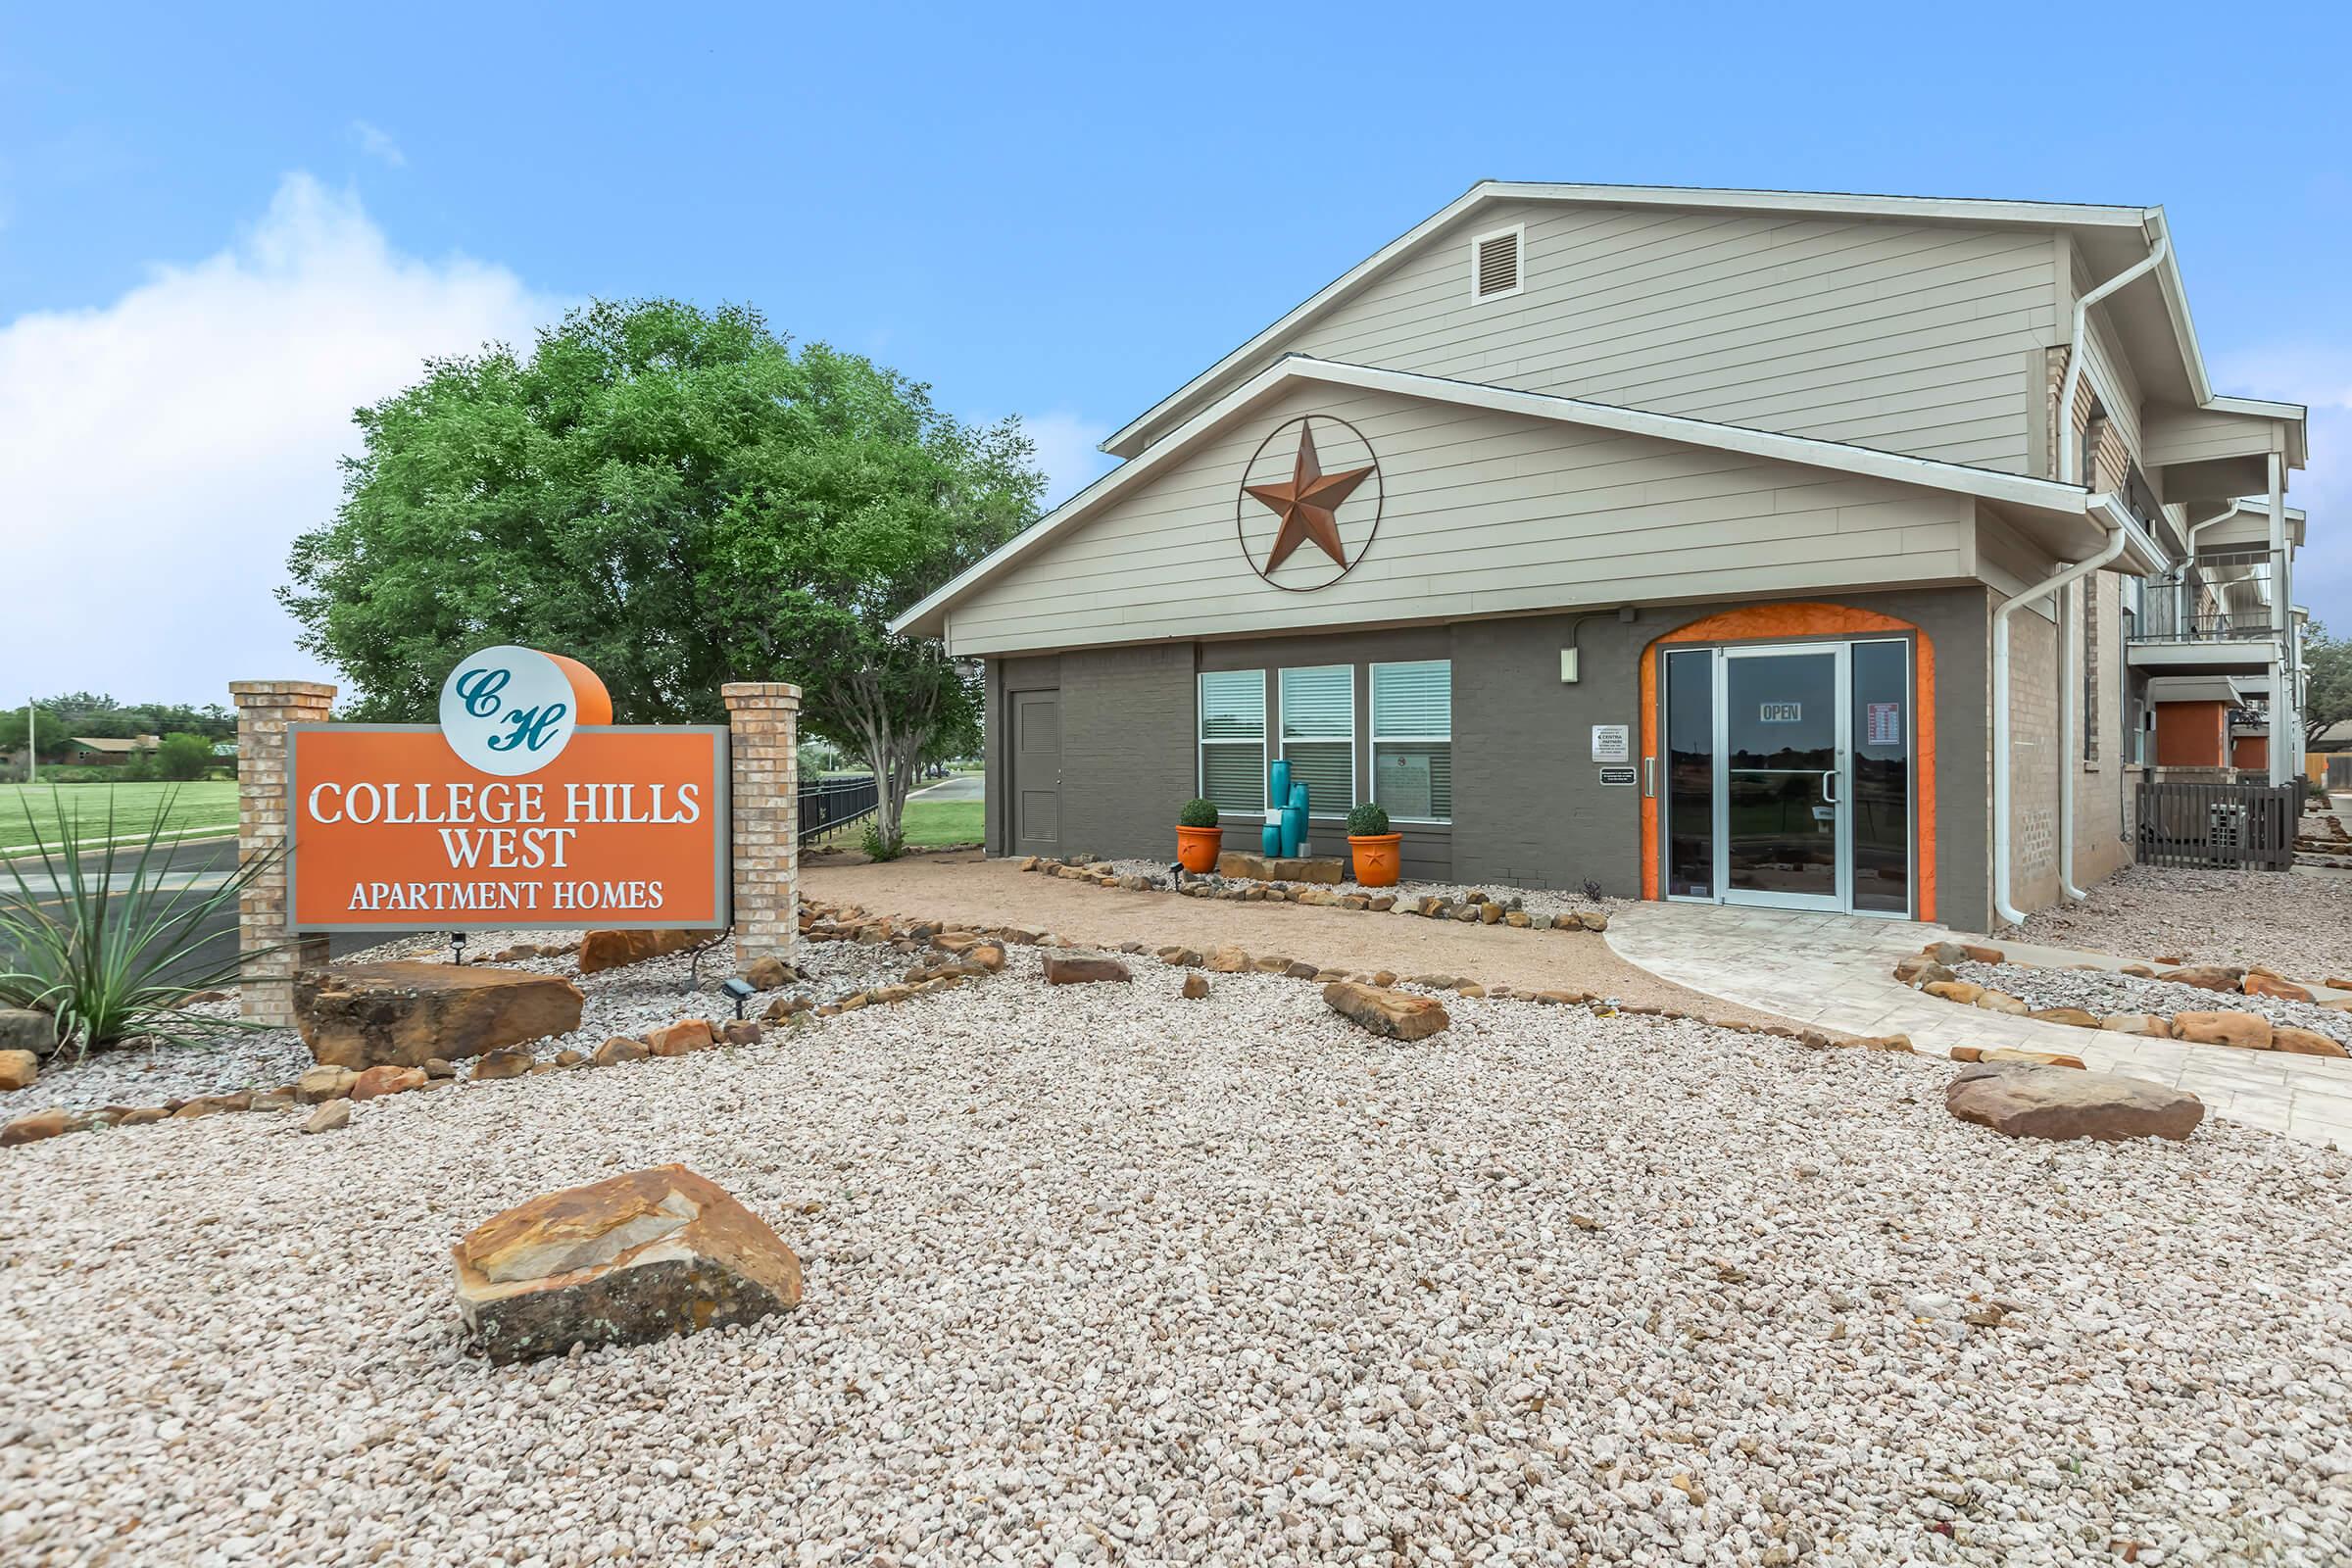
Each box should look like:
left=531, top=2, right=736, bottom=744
left=1371, top=661, right=1451, bottom=822
left=1199, top=669, right=1266, bottom=817
left=1279, top=664, right=1354, bottom=816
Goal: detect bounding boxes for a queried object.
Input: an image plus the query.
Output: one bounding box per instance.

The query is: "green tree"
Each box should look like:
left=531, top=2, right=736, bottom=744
left=155, top=733, right=216, bottom=781
left=0, top=705, right=71, bottom=770
left=2307, top=621, right=2352, bottom=746
left=281, top=299, right=1042, bottom=847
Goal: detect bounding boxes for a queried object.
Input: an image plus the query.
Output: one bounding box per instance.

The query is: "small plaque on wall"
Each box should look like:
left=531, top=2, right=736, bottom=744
left=1597, top=765, right=1637, bottom=787
left=1591, top=724, right=1631, bottom=763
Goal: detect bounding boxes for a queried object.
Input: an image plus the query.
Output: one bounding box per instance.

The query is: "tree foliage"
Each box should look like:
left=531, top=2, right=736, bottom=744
left=2307, top=620, right=2352, bottom=745
left=155, top=733, right=216, bottom=781
left=282, top=300, right=1042, bottom=845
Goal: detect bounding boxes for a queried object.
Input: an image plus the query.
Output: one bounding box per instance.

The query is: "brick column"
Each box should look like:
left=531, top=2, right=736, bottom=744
left=229, top=681, right=336, bottom=1024
left=721, top=683, right=802, bottom=966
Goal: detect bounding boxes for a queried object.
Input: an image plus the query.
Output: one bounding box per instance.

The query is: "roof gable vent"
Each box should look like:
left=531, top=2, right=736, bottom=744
left=1471, top=224, right=1523, bottom=301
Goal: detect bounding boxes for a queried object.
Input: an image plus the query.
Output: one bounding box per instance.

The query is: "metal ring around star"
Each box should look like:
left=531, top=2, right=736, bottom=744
left=1234, top=415, right=1383, bottom=592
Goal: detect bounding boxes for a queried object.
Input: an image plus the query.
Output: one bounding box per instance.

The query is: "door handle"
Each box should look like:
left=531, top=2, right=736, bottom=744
left=1820, top=769, right=1838, bottom=806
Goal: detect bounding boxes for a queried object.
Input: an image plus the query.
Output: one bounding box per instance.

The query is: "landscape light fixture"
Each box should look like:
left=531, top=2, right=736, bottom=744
left=721, top=976, right=757, bottom=1020
left=449, top=931, right=467, bottom=966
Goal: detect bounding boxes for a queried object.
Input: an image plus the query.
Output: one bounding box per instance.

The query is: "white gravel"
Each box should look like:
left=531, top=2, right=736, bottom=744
left=2014, top=863, right=2352, bottom=981
left=1097, top=858, right=1618, bottom=919
left=24, top=932, right=908, bottom=1113
left=5, top=950, right=2351, bottom=1565
left=1952, top=961, right=2352, bottom=1044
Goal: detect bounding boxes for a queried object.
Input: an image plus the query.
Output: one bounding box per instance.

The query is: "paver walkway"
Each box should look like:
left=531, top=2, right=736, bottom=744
left=1606, top=902, right=2352, bottom=1147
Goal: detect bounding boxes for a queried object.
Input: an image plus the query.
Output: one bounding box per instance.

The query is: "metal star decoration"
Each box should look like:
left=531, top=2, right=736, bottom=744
left=1245, top=421, right=1375, bottom=572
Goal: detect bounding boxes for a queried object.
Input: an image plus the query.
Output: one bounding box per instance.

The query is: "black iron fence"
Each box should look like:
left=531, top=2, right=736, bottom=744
left=799, top=774, right=879, bottom=844
left=2132, top=779, right=2297, bottom=871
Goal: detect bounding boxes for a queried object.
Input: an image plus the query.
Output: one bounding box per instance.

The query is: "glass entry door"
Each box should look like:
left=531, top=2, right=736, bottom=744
left=1660, top=637, right=1915, bottom=917
left=1720, top=644, right=1845, bottom=909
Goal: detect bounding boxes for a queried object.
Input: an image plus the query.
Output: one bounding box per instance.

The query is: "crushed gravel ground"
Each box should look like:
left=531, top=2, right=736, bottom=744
left=26, top=932, right=905, bottom=1113
left=1952, top=961, right=2352, bottom=1044
left=5, top=950, right=2351, bottom=1565
left=1097, top=859, right=1618, bottom=920
left=2014, top=863, right=2352, bottom=981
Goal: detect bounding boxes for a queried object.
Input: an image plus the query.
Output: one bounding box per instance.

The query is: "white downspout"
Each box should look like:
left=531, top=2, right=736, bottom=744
left=1995, top=508, right=2131, bottom=926
left=2034, top=234, right=2172, bottom=912
left=2267, top=453, right=2290, bottom=785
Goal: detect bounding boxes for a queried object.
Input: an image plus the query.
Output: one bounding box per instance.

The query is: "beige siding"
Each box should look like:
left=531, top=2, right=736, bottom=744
left=1141, top=200, right=2059, bottom=474
left=2143, top=403, right=2288, bottom=468
left=946, top=382, right=1978, bottom=657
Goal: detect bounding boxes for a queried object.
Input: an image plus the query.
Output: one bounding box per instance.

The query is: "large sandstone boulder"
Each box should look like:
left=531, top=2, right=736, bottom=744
left=2170, top=1010, right=2273, bottom=1051
left=1213, top=852, right=1343, bottom=884
left=1944, top=1063, right=2203, bottom=1143
left=295, top=962, right=584, bottom=1069
left=1323, top=981, right=1450, bottom=1042
left=1042, top=955, right=1132, bottom=986
left=577, top=929, right=708, bottom=975
left=453, top=1165, right=803, bottom=1364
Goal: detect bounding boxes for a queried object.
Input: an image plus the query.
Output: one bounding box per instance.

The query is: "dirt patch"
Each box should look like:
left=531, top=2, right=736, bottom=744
left=803, top=852, right=1827, bottom=1034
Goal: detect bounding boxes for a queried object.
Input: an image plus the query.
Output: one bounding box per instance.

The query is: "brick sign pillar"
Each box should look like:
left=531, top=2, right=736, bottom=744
left=720, top=682, right=802, bottom=966
left=229, top=680, right=335, bottom=1024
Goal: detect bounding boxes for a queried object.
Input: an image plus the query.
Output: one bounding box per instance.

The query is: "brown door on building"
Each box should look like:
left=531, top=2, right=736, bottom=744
left=1011, top=690, right=1061, bottom=857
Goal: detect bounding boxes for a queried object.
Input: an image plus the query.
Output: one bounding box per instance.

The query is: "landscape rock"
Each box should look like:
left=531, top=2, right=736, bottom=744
left=742, top=956, right=797, bottom=990
left=1923, top=980, right=1983, bottom=1005
left=719, top=1021, right=762, bottom=1046
left=452, top=1164, right=804, bottom=1364
left=577, top=929, right=707, bottom=975
left=2271, top=1026, right=2350, bottom=1058
left=2170, top=1010, right=2274, bottom=1051
left=2099, top=1013, right=2169, bottom=1036
left=761, top=996, right=812, bottom=1023
left=2, top=1107, right=79, bottom=1145
left=1322, top=981, right=1450, bottom=1042
left=0, top=1050, right=36, bottom=1092
left=590, top=1037, right=650, bottom=1066
left=2028, top=1007, right=2100, bottom=1028
left=470, top=1047, right=537, bottom=1081
left=303, top=1101, right=352, bottom=1135
left=2243, top=973, right=2316, bottom=1003
left=294, top=962, right=585, bottom=1069
left=0, top=1008, right=58, bottom=1059
left=1042, top=955, right=1132, bottom=986
left=349, top=1065, right=428, bottom=1102
left=1974, top=990, right=2031, bottom=1015
left=2158, top=965, right=2243, bottom=993
left=1204, top=945, right=1250, bottom=974
left=1181, top=974, right=1209, bottom=1001
left=646, top=1019, right=716, bottom=1056
left=1945, top=1063, right=2203, bottom=1143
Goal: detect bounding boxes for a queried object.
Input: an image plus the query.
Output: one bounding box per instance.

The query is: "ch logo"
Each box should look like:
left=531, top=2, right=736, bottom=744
left=1236, top=415, right=1383, bottom=591
left=438, top=646, right=611, bottom=776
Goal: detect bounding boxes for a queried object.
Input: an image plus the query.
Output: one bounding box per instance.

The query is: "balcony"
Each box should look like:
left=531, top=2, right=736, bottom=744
left=2126, top=549, right=2285, bottom=676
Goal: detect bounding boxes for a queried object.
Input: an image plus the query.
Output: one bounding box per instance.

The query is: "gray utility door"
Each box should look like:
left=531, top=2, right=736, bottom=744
left=1011, top=689, right=1061, bottom=857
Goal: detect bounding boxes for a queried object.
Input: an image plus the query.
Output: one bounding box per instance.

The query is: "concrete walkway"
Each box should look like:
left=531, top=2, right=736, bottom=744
left=1606, top=902, right=2352, bottom=1147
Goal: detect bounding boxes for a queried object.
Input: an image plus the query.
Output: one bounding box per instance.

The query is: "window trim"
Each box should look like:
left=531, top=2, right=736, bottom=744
left=1276, top=663, right=1356, bottom=819
left=1369, top=659, right=1453, bottom=825
left=1468, top=222, right=1525, bottom=303
left=1198, top=669, right=1267, bottom=817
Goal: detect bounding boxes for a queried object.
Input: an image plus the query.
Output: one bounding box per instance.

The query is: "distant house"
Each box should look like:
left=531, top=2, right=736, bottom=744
left=65, top=734, right=161, bottom=766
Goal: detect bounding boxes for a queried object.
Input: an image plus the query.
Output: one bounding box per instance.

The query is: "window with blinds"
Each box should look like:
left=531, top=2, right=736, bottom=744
left=1371, top=660, right=1451, bottom=821
left=1279, top=664, right=1354, bottom=816
left=1198, top=669, right=1266, bottom=817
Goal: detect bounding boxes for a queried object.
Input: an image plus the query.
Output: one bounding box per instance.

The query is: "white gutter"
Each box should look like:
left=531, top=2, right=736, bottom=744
left=2057, top=235, right=2171, bottom=485
left=1994, top=494, right=2138, bottom=927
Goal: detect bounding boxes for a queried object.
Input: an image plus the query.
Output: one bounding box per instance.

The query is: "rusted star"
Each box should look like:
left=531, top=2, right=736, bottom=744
left=1246, top=421, right=1374, bottom=572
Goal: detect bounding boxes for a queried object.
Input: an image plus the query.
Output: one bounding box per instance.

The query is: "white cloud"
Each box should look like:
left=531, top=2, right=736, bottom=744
left=0, top=173, right=559, bottom=705
left=1017, top=409, right=1117, bottom=509
left=2211, top=345, right=2352, bottom=632
left=351, top=121, right=406, bottom=168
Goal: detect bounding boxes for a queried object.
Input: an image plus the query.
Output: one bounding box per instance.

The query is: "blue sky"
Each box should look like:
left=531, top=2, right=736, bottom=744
left=4, top=1, right=2348, bottom=702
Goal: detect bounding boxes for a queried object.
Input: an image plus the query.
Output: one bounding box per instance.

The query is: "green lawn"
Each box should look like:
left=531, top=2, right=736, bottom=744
left=0, top=780, right=240, bottom=856
left=897, top=799, right=982, bottom=848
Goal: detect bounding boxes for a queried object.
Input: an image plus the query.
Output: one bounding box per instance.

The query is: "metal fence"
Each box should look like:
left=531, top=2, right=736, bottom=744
left=799, top=774, right=879, bottom=844
left=2132, top=779, right=2297, bottom=871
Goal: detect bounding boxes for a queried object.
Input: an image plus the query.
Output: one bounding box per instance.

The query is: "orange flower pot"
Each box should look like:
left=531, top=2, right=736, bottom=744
left=1175, top=824, right=1224, bottom=873
left=1348, top=833, right=1402, bottom=887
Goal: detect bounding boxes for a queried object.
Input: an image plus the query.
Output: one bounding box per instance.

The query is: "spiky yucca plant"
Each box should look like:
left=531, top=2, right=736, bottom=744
left=0, top=790, right=283, bottom=1057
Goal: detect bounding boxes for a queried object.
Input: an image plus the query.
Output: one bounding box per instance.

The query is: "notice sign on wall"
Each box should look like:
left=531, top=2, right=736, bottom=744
left=1590, top=723, right=1631, bottom=763
left=286, top=647, right=730, bottom=932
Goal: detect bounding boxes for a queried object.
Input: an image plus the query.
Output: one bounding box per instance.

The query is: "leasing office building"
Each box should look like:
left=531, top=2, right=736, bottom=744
left=897, top=183, right=2314, bottom=931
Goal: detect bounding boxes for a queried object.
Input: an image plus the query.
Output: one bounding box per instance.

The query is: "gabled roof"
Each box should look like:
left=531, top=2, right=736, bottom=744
left=894, top=356, right=2154, bottom=638
left=1101, top=179, right=2225, bottom=462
